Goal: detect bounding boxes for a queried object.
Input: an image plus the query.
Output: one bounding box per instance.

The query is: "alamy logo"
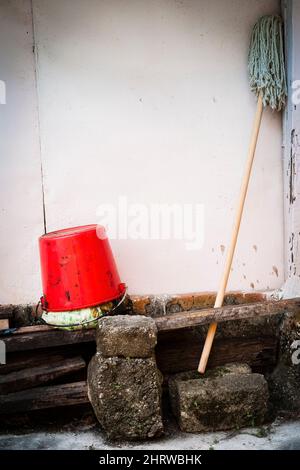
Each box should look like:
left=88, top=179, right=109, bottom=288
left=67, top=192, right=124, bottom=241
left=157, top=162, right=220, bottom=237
left=291, top=340, right=300, bottom=365
left=0, top=80, right=6, bottom=104
left=0, top=340, right=6, bottom=364
left=96, top=196, right=205, bottom=250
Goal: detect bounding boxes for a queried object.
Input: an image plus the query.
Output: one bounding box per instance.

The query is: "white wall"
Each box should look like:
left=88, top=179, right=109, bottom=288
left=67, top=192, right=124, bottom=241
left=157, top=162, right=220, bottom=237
left=0, top=0, right=44, bottom=304
left=0, top=0, right=284, bottom=303
left=283, top=0, right=300, bottom=282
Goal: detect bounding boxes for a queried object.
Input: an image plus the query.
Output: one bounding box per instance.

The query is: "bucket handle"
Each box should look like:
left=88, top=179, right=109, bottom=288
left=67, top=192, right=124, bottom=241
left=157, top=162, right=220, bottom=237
left=38, top=286, right=128, bottom=329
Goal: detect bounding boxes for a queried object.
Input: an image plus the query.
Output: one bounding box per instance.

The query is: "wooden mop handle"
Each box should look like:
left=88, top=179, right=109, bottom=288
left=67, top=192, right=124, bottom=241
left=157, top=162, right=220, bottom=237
left=198, top=94, right=264, bottom=374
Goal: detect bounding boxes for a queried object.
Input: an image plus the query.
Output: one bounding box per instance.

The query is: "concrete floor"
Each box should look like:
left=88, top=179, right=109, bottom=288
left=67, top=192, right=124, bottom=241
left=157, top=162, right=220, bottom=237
left=0, top=418, right=300, bottom=450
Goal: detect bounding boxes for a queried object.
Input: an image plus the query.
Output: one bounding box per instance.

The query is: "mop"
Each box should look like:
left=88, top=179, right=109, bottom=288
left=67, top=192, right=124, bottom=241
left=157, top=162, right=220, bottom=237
left=198, top=15, right=287, bottom=374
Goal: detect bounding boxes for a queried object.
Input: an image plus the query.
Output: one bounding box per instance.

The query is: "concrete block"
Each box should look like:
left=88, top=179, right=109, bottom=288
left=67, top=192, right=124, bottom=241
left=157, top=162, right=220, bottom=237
left=96, top=315, right=157, bottom=358
left=268, top=311, right=300, bottom=413
left=88, top=354, right=163, bottom=440
left=169, top=363, right=268, bottom=432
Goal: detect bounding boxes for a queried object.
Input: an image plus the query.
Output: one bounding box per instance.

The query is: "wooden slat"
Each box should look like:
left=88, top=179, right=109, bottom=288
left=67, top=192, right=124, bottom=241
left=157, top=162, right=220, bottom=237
left=156, top=329, right=278, bottom=375
left=3, top=327, right=95, bottom=353
left=0, top=381, right=89, bottom=415
left=11, top=325, right=51, bottom=334
left=155, top=298, right=300, bottom=332
left=0, top=351, right=71, bottom=375
left=0, top=319, right=9, bottom=330
left=0, top=356, right=86, bottom=394
left=2, top=298, right=299, bottom=353
left=0, top=345, right=95, bottom=375
left=0, top=305, right=14, bottom=319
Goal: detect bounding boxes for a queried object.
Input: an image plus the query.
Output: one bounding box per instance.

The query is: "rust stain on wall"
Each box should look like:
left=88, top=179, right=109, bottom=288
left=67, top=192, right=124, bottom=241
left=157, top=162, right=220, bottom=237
left=272, top=266, right=279, bottom=277
left=289, top=129, right=296, bottom=205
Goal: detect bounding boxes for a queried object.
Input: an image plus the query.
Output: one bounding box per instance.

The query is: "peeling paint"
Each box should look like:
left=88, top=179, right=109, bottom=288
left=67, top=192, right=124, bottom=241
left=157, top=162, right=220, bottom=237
left=289, top=129, right=297, bottom=205
left=272, top=266, right=279, bottom=277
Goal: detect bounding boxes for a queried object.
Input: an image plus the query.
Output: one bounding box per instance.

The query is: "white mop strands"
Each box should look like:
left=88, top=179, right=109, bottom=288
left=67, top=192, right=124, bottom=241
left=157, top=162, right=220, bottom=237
left=248, top=15, right=287, bottom=111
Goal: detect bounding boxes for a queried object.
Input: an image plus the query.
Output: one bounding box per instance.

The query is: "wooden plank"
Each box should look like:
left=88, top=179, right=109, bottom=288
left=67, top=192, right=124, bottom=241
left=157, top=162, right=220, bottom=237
left=0, top=319, right=9, bottom=330
left=0, top=381, right=89, bottom=415
left=0, top=346, right=95, bottom=375
left=155, top=298, right=300, bottom=332
left=0, top=305, right=14, bottom=319
left=0, top=356, right=86, bottom=394
left=2, top=298, right=299, bottom=353
left=11, top=325, right=52, bottom=334
left=3, top=327, right=96, bottom=353
left=0, top=351, right=71, bottom=375
left=156, top=329, right=278, bottom=375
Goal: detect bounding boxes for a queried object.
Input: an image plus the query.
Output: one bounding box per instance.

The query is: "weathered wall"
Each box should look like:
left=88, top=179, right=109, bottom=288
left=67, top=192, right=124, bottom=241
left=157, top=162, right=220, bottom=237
left=0, top=0, right=284, bottom=303
left=283, top=0, right=300, bottom=282
left=33, top=0, right=283, bottom=296
left=0, top=0, right=44, bottom=304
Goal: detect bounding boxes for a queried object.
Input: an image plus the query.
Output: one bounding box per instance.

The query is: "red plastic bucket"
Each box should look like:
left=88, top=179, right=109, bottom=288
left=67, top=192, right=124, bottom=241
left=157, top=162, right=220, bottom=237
left=39, top=224, right=125, bottom=312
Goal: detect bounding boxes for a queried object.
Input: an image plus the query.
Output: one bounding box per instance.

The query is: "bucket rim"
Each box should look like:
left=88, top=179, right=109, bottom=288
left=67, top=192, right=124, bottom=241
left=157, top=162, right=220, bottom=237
left=39, top=224, right=104, bottom=241
left=41, top=283, right=126, bottom=312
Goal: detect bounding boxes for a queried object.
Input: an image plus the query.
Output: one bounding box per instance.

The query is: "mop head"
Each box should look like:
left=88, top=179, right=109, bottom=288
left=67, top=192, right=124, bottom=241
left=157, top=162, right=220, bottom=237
left=248, top=15, right=287, bottom=111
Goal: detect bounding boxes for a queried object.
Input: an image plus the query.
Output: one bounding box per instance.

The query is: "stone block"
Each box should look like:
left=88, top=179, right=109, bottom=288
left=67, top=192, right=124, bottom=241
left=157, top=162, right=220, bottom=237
left=169, top=363, right=268, bottom=433
left=267, top=311, right=300, bottom=413
left=88, top=354, right=163, bottom=440
left=96, top=315, right=157, bottom=358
